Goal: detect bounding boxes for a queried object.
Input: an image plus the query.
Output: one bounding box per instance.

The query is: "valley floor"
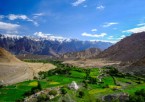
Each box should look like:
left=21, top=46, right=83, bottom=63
left=0, top=60, right=145, bottom=102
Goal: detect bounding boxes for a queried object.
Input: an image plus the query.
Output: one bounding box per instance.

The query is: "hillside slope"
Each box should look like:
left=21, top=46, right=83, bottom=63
left=98, top=32, right=145, bottom=62
left=0, top=48, right=33, bottom=85
left=0, top=48, right=21, bottom=63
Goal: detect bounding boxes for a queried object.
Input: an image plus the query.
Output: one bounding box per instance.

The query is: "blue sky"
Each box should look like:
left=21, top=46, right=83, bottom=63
left=0, top=0, right=145, bottom=43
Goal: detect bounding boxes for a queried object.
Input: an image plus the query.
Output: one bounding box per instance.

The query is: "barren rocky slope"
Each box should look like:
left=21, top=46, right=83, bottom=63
left=98, top=32, right=145, bottom=63
left=0, top=48, right=56, bottom=85
left=0, top=48, right=33, bottom=85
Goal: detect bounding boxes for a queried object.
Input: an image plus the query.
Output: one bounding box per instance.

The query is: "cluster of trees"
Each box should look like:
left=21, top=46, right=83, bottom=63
left=36, top=89, right=58, bottom=101
left=78, top=91, right=85, bottom=98
left=23, top=59, right=50, bottom=63
left=60, top=88, right=67, bottom=95
left=23, top=81, right=42, bottom=97
left=105, top=67, right=123, bottom=77
left=38, top=61, right=89, bottom=80
left=128, top=89, right=145, bottom=102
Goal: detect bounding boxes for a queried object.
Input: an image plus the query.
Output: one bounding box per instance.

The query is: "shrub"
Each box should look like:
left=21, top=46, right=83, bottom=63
left=60, top=88, right=67, bottom=95
left=23, top=91, right=32, bottom=96
left=89, top=77, right=97, bottom=84
left=128, top=89, right=145, bottom=102
left=78, top=91, right=85, bottom=98
left=37, top=93, right=48, bottom=101
left=16, top=98, right=24, bottom=102
left=49, top=90, right=58, bottom=96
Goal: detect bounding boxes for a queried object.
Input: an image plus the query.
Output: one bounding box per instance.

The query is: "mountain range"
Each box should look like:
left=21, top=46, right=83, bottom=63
left=96, top=32, right=145, bottom=74
left=60, top=48, right=101, bottom=60
left=0, top=34, right=112, bottom=57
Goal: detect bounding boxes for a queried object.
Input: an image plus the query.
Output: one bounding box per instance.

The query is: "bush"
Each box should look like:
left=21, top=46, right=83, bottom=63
left=23, top=91, right=32, bottom=96
left=78, top=91, right=85, bottom=98
left=33, top=76, right=38, bottom=79
left=0, top=85, right=3, bottom=88
left=89, top=77, right=97, bottom=84
left=16, top=98, right=24, bottom=102
left=128, top=89, right=145, bottom=102
left=37, top=93, right=48, bottom=101
left=60, top=88, right=67, bottom=95
left=30, top=81, right=42, bottom=94
left=82, top=80, right=88, bottom=88
left=49, top=90, right=57, bottom=96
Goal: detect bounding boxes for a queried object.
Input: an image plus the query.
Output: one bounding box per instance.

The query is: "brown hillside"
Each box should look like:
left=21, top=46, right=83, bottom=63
left=132, top=57, right=145, bottom=66
left=98, top=32, right=145, bottom=62
left=0, top=48, right=21, bottom=63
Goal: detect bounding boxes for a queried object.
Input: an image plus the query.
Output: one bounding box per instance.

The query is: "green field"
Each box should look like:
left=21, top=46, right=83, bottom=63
left=0, top=60, right=145, bottom=102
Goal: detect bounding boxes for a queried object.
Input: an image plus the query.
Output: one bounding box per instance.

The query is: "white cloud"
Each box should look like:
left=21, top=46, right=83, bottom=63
left=34, top=32, right=69, bottom=42
left=90, top=39, right=117, bottom=43
left=91, top=29, right=97, bottom=32
left=0, top=21, right=20, bottom=30
left=123, top=26, right=145, bottom=33
left=108, top=36, right=114, bottom=39
left=96, top=5, right=105, bottom=10
left=34, top=32, right=51, bottom=38
left=33, top=13, right=44, bottom=16
left=118, top=35, right=126, bottom=40
left=102, top=22, right=119, bottom=27
left=137, top=23, right=145, bottom=26
left=121, top=35, right=126, bottom=38
left=7, top=14, right=38, bottom=26
left=72, top=0, right=86, bottom=6
left=8, top=14, right=28, bottom=20
left=82, top=32, right=107, bottom=38
left=33, top=22, right=39, bottom=26
left=6, top=30, right=19, bottom=34
left=0, top=15, right=4, bottom=19
left=33, top=13, right=45, bottom=19
left=83, top=5, right=87, bottom=8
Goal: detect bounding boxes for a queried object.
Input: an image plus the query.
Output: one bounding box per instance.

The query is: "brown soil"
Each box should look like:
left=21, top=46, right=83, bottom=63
left=0, top=48, right=56, bottom=85
left=0, top=48, right=21, bottom=63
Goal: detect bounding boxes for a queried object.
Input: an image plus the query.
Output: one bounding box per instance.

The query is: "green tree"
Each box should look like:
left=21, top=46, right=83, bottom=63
left=85, top=69, right=91, bottom=79
left=128, top=89, right=145, bottom=102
